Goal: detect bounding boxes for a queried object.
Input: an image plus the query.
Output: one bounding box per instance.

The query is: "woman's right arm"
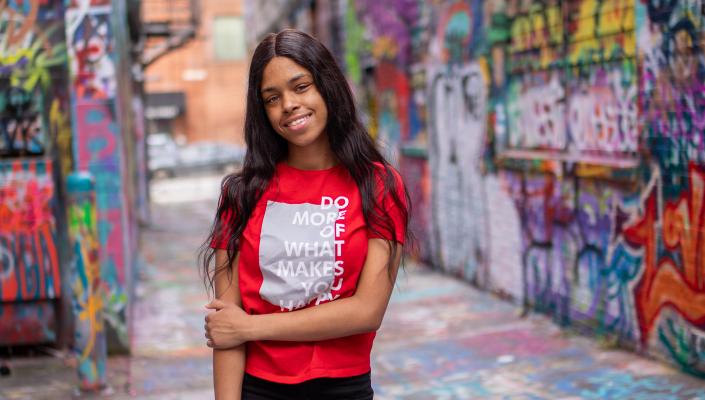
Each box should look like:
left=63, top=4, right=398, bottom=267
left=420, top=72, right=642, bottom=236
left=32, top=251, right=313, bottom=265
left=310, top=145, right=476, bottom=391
left=212, top=250, right=246, bottom=400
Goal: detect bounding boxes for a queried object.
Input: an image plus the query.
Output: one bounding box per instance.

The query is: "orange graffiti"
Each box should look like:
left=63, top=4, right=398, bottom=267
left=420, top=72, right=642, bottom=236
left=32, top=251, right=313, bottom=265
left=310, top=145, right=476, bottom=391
left=2, top=0, right=39, bottom=47
left=622, top=164, right=705, bottom=344
left=1, top=0, right=55, bottom=55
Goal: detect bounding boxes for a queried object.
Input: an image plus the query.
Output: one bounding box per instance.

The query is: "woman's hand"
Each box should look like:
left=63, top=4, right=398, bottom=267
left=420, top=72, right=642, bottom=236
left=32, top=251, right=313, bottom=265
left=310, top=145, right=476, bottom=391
left=204, top=299, right=250, bottom=349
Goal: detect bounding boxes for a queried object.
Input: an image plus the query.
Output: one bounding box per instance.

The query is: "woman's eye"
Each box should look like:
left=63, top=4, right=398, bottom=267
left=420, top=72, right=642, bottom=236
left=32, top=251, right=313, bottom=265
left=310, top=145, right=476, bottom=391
left=295, top=84, right=310, bottom=92
left=265, top=96, right=278, bottom=104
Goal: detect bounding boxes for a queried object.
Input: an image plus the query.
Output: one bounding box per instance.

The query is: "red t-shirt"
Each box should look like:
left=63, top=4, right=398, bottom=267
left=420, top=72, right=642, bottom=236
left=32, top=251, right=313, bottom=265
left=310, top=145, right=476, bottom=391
left=211, top=161, right=406, bottom=383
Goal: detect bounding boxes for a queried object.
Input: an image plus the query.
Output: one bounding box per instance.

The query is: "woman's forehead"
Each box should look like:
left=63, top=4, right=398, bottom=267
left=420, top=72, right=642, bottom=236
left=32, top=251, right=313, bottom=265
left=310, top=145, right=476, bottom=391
left=261, top=57, right=312, bottom=90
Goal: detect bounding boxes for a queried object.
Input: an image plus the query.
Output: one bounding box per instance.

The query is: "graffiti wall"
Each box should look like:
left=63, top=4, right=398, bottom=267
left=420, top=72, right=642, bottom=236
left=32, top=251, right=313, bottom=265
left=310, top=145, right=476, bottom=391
left=630, top=0, right=705, bottom=376
left=323, top=0, right=705, bottom=376
left=0, top=160, right=61, bottom=343
left=65, top=0, right=134, bottom=351
left=1, top=0, right=72, bottom=345
left=1, top=0, right=143, bottom=350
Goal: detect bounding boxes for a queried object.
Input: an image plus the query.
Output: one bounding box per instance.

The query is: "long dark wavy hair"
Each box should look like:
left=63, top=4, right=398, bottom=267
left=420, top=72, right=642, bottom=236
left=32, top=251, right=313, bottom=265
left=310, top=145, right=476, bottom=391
left=199, top=29, right=411, bottom=296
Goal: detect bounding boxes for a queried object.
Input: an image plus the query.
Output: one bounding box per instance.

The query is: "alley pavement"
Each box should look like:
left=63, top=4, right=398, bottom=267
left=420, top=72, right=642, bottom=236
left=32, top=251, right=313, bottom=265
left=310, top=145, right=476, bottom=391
left=1, top=173, right=704, bottom=399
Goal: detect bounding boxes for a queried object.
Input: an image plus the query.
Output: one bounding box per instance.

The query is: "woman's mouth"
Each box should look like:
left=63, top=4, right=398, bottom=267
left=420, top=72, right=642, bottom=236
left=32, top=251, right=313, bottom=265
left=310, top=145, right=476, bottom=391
left=284, top=114, right=312, bottom=130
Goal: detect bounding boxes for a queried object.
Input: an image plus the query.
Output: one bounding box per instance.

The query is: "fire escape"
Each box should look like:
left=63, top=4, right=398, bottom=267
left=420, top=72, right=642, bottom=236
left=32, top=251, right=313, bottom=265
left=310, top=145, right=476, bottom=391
left=140, top=0, right=200, bottom=67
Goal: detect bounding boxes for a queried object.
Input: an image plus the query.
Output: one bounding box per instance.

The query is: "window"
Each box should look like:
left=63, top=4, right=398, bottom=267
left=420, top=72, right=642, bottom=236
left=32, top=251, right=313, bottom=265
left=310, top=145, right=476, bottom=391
left=213, top=16, right=245, bottom=61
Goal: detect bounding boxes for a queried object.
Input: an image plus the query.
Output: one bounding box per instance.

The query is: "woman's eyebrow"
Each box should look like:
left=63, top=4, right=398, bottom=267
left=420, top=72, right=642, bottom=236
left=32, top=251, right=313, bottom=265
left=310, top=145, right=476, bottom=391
left=261, top=73, right=311, bottom=94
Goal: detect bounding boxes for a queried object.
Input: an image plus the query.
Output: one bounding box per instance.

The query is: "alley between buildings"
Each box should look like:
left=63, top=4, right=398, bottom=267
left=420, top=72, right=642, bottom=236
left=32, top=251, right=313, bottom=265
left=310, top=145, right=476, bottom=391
left=2, top=173, right=704, bottom=399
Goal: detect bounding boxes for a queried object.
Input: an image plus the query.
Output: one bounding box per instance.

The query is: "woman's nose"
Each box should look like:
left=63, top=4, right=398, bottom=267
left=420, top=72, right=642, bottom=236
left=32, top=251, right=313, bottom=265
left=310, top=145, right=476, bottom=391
left=282, top=93, right=300, bottom=113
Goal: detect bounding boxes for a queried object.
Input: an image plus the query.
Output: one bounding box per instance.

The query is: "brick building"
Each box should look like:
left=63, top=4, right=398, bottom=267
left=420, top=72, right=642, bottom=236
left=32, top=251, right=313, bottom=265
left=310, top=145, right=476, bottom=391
left=143, top=0, right=248, bottom=145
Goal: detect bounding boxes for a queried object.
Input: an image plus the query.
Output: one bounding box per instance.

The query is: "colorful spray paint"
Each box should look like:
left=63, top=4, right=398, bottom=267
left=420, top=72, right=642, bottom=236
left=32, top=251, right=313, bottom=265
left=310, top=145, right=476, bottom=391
left=67, top=172, right=107, bottom=391
left=326, top=0, right=705, bottom=376
left=0, top=159, right=61, bottom=343
left=2, top=0, right=144, bottom=354
left=1, top=0, right=73, bottom=346
left=0, top=0, right=70, bottom=158
left=65, top=0, right=133, bottom=352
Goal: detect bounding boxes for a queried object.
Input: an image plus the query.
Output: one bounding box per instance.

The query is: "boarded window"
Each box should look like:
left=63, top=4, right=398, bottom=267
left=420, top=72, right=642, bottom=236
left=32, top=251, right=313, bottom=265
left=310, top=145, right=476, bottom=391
left=213, top=16, right=245, bottom=61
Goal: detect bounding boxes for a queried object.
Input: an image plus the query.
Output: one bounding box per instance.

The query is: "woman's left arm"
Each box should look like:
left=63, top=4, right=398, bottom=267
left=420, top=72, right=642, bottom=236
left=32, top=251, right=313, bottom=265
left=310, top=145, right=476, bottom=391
left=205, top=238, right=401, bottom=347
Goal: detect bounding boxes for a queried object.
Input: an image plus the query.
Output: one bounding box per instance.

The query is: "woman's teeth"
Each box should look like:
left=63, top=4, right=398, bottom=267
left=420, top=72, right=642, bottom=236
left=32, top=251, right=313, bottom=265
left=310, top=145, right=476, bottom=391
left=287, top=115, right=309, bottom=127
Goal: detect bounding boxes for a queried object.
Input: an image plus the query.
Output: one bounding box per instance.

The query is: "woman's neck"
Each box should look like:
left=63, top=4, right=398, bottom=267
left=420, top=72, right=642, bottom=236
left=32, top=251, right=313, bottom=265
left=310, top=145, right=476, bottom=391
left=286, top=135, right=337, bottom=170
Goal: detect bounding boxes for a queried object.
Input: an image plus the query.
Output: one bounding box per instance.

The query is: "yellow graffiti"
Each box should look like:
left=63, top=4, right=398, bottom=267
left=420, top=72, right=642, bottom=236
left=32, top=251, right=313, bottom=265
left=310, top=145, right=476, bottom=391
left=69, top=200, right=103, bottom=363
left=371, top=36, right=399, bottom=61
left=0, top=1, right=68, bottom=93
left=1, top=0, right=39, bottom=48
left=49, top=100, right=73, bottom=178
left=568, top=0, right=635, bottom=64
left=0, top=41, right=67, bottom=92
left=510, top=4, right=563, bottom=53
left=575, top=164, right=614, bottom=178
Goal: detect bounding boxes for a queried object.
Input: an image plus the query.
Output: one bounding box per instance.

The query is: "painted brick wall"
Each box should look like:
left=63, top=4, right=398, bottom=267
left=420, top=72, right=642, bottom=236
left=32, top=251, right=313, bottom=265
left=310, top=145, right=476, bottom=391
left=271, top=0, right=705, bottom=376
left=65, top=0, right=139, bottom=352
left=1, top=0, right=145, bottom=352
left=1, top=0, right=72, bottom=345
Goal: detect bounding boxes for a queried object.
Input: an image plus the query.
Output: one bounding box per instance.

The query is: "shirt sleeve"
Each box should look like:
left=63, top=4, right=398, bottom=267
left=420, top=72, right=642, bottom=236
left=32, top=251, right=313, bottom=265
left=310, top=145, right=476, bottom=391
left=367, top=165, right=407, bottom=245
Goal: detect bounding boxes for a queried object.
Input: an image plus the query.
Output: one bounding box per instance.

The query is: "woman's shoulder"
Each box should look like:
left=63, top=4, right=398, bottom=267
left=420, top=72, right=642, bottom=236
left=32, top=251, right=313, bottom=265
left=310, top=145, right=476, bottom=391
left=371, top=162, right=403, bottom=184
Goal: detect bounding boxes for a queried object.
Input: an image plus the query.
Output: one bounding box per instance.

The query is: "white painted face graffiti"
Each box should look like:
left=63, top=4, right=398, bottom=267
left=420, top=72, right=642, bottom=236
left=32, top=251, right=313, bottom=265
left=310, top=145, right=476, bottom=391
left=428, top=63, right=488, bottom=281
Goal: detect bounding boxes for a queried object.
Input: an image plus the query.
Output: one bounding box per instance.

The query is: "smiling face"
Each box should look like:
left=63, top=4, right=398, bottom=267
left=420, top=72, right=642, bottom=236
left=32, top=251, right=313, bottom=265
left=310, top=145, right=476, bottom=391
left=261, top=57, right=329, bottom=150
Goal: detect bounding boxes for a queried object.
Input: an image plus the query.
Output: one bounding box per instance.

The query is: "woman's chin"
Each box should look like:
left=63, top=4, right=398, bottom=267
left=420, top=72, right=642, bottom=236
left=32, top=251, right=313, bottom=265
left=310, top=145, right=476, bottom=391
left=286, top=133, right=325, bottom=149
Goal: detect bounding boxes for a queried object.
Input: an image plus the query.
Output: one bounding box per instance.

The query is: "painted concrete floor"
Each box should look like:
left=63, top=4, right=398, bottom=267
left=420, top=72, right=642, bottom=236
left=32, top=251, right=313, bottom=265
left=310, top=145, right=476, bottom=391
left=1, top=174, right=704, bottom=399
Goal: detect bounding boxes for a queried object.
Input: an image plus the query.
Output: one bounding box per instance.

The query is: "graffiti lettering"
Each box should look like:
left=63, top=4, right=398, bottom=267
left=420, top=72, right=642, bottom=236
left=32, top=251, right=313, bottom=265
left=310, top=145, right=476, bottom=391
left=507, top=73, right=566, bottom=150
left=0, top=159, right=61, bottom=302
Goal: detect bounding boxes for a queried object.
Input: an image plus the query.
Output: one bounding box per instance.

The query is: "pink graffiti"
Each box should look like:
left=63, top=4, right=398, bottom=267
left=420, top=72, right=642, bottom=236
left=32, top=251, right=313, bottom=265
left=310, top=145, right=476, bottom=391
left=100, top=208, right=126, bottom=286
left=75, top=102, right=118, bottom=167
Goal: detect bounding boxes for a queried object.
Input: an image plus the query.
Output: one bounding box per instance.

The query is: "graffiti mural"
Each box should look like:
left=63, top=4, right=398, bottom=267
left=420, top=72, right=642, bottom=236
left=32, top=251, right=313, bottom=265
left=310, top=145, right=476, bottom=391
left=506, top=71, right=566, bottom=150
left=0, top=159, right=62, bottom=344
left=66, top=1, right=131, bottom=350
left=67, top=173, right=107, bottom=389
left=350, top=0, right=424, bottom=163
left=566, top=61, right=639, bottom=154
left=633, top=0, right=705, bottom=374
left=0, top=0, right=69, bottom=157
left=0, top=301, right=56, bottom=344
left=0, top=159, right=61, bottom=301
left=565, top=0, right=638, bottom=157
left=334, top=0, right=705, bottom=375
left=0, top=1, right=70, bottom=346
left=639, top=0, right=705, bottom=193
left=612, top=164, right=705, bottom=375
left=65, top=3, right=116, bottom=100
left=428, top=62, right=489, bottom=281
left=71, top=100, right=129, bottom=348
left=504, top=1, right=565, bottom=151
left=399, top=156, right=431, bottom=262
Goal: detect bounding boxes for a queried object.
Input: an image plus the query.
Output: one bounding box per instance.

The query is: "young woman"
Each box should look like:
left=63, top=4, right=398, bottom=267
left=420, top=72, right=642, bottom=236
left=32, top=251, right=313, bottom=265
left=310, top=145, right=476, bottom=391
left=200, top=29, right=410, bottom=400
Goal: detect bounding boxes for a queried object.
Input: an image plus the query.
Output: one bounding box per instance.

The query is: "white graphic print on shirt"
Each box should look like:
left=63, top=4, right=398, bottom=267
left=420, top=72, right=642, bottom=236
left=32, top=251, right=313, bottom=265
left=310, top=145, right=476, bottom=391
left=258, top=196, right=348, bottom=311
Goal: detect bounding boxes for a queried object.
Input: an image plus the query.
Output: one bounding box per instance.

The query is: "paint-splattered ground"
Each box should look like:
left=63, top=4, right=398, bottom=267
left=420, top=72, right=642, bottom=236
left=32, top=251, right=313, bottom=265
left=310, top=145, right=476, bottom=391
left=1, top=174, right=704, bottom=399
left=374, top=266, right=705, bottom=399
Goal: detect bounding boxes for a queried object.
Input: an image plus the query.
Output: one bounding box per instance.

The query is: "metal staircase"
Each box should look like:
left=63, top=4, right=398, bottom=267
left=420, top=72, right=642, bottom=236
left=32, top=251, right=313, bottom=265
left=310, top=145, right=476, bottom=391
left=140, top=0, right=200, bottom=67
